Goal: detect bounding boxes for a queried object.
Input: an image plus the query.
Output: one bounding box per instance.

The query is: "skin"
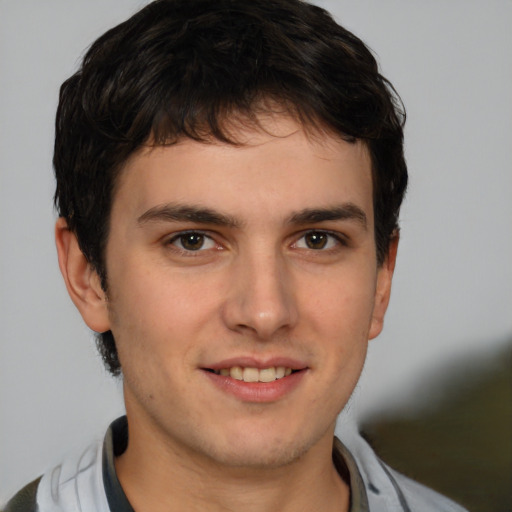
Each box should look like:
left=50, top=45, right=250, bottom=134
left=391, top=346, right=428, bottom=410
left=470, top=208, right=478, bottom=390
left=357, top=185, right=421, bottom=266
left=56, top=115, right=397, bottom=512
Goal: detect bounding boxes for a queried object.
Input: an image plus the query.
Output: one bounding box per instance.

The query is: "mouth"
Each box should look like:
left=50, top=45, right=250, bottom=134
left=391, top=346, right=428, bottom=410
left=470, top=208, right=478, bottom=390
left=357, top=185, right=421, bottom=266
left=205, top=366, right=297, bottom=383
left=202, top=361, right=308, bottom=402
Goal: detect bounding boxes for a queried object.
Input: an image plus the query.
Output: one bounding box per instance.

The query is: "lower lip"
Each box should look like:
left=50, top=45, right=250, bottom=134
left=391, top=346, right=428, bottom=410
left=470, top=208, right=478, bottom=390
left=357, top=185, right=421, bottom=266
left=202, top=370, right=307, bottom=403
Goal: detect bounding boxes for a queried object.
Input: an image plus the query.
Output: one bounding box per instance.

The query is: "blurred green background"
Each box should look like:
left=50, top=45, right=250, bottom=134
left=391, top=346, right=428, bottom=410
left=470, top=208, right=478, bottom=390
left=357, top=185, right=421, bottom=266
left=360, top=340, right=512, bottom=512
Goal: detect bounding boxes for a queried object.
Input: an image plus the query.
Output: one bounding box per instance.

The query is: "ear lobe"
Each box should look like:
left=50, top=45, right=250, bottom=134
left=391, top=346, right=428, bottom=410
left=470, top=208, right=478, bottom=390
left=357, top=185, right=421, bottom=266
left=368, top=234, right=399, bottom=340
left=55, top=217, right=110, bottom=333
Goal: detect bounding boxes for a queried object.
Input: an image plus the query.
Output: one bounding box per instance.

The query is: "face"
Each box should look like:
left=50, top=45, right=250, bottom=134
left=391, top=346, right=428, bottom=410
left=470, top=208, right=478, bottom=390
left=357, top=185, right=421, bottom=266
left=75, top=116, right=395, bottom=469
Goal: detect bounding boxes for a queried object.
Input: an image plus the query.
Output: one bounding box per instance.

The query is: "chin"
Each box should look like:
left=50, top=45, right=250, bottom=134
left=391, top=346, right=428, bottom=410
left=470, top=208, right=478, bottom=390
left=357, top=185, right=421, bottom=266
left=209, top=443, right=306, bottom=470
left=195, top=426, right=324, bottom=470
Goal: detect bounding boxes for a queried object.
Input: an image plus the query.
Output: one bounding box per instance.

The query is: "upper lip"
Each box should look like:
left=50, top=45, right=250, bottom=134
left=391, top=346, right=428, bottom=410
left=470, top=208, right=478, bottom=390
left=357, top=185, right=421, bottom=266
left=204, top=356, right=308, bottom=371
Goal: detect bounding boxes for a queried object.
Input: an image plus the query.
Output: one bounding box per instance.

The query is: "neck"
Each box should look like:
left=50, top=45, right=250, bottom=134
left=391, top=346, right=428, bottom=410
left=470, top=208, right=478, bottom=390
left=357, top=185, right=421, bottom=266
left=115, top=419, right=350, bottom=512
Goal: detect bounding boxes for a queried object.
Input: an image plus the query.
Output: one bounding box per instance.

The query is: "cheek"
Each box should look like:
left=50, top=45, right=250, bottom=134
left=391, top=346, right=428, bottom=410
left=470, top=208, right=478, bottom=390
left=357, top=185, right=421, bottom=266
left=107, top=264, right=222, bottom=358
left=305, top=270, right=377, bottom=338
left=301, top=267, right=376, bottom=387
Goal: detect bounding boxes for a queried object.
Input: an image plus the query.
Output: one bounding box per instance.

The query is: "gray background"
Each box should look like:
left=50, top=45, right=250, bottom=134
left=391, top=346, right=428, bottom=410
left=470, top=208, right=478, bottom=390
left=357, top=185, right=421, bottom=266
left=1, top=0, right=511, bottom=503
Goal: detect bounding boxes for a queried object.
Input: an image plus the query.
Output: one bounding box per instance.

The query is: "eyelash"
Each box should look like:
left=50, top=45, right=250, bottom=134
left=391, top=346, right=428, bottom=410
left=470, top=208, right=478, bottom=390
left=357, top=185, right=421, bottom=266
left=293, top=230, right=347, bottom=251
left=166, top=231, right=219, bottom=255
left=165, top=229, right=348, bottom=255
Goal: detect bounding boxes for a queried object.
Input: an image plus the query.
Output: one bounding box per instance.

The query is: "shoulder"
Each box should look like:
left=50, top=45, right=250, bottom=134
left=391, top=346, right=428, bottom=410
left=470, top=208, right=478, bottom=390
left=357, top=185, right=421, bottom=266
left=2, top=477, right=42, bottom=512
left=2, top=438, right=109, bottom=512
left=379, top=459, right=468, bottom=512
left=335, top=428, right=468, bottom=511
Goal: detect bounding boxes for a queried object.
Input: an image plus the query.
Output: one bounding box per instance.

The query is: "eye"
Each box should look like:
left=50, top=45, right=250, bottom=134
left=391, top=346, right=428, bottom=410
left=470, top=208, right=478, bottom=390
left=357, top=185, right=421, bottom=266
left=294, top=231, right=342, bottom=250
left=169, top=232, right=216, bottom=252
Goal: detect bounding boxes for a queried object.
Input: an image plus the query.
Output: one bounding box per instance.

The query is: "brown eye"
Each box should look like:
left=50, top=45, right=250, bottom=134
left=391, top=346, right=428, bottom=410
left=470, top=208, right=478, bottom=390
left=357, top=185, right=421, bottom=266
left=304, top=232, right=328, bottom=249
left=294, top=231, right=341, bottom=251
left=180, top=233, right=204, bottom=250
left=171, top=232, right=215, bottom=251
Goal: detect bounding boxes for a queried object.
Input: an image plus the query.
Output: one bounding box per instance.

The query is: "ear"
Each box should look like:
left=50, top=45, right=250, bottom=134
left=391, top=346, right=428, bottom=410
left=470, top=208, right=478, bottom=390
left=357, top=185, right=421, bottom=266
left=55, top=217, right=110, bottom=333
left=368, top=233, right=399, bottom=340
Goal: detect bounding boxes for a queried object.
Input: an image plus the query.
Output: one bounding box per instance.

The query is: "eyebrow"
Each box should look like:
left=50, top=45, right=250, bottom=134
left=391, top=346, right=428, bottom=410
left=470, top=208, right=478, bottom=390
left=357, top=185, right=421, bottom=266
left=137, top=203, right=241, bottom=228
left=288, top=204, right=368, bottom=230
left=138, top=202, right=368, bottom=231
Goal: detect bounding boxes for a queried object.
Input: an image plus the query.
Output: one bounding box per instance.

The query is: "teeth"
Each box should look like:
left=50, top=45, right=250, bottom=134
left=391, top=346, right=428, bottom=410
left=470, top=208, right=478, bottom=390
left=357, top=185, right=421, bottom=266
left=243, top=367, right=259, bottom=382
left=217, top=366, right=294, bottom=382
left=259, top=367, right=276, bottom=382
left=230, top=366, right=243, bottom=380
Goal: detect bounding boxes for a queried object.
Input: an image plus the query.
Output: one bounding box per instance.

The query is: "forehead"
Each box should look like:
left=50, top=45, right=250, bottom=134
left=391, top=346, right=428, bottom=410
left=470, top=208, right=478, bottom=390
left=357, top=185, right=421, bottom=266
left=112, top=116, right=374, bottom=226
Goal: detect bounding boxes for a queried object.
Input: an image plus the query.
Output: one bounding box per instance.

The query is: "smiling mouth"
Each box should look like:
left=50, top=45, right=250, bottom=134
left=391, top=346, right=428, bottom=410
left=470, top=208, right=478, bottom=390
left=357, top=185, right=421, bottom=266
left=205, top=366, right=297, bottom=383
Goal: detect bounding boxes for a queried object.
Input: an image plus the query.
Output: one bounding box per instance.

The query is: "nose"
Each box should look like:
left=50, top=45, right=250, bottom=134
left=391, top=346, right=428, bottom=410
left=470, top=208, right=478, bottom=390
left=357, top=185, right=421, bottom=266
left=221, top=249, right=298, bottom=340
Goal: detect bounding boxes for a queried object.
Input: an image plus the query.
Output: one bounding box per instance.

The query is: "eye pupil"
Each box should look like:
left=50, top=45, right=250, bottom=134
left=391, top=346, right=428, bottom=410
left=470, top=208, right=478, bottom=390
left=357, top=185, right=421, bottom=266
left=305, top=232, right=328, bottom=249
left=181, top=233, right=204, bottom=250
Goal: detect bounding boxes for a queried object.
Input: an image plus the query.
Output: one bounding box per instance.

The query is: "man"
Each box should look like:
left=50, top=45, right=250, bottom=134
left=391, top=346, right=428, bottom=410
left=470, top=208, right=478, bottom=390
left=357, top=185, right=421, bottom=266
left=4, top=0, right=467, bottom=510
